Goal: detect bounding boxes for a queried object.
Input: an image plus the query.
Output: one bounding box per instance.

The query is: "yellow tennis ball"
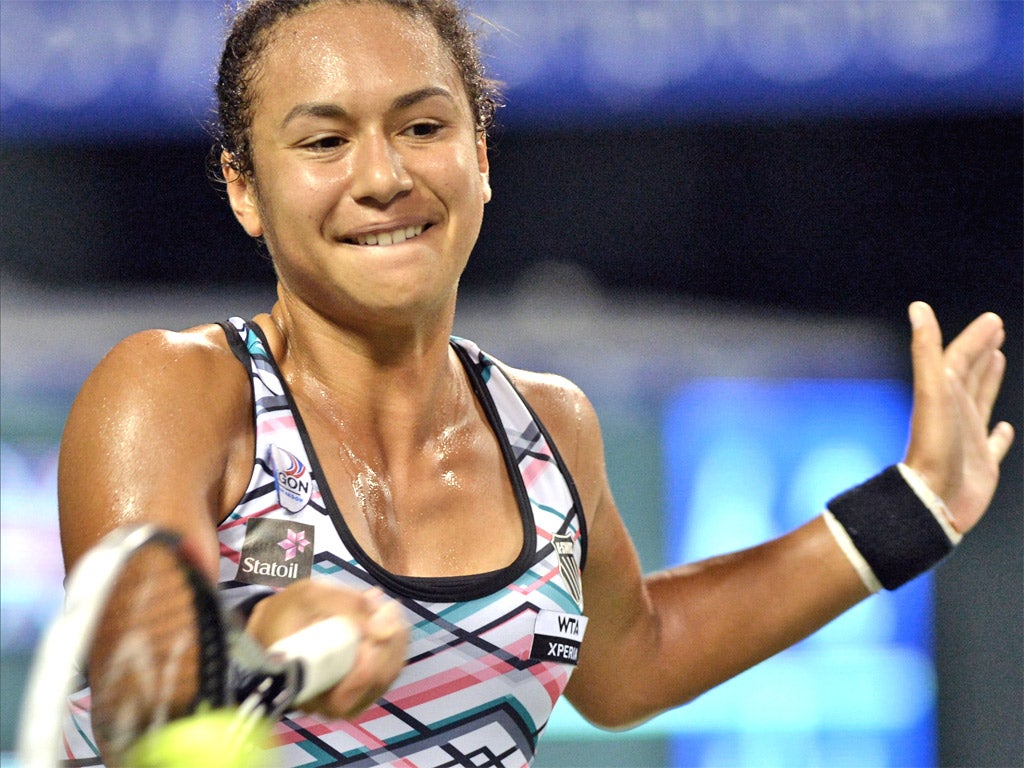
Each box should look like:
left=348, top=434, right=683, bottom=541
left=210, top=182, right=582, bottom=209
left=127, top=708, right=277, bottom=768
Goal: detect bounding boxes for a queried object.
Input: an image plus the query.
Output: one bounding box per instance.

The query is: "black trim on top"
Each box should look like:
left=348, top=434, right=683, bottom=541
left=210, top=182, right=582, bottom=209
left=475, top=354, right=589, bottom=573
left=218, top=319, right=249, bottom=366
left=217, top=320, right=260, bottom=530
left=239, top=321, right=537, bottom=603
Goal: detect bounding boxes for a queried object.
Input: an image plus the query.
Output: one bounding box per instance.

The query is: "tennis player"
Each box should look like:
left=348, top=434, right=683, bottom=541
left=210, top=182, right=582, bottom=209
left=57, top=1, right=1014, bottom=765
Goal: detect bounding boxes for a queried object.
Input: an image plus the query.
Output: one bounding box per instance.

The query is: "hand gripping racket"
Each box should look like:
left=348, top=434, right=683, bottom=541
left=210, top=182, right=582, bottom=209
left=17, top=524, right=359, bottom=767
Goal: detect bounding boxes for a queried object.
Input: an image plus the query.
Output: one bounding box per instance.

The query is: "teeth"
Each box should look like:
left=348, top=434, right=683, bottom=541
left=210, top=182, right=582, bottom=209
left=355, top=225, right=424, bottom=246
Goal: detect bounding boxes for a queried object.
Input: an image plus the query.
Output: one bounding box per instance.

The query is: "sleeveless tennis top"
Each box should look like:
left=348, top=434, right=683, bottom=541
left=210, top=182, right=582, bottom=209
left=215, top=317, right=588, bottom=768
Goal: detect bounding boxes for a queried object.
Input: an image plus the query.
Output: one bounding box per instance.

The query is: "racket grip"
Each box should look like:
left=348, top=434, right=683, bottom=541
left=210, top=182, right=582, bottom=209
left=268, top=616, right=360, bottom=705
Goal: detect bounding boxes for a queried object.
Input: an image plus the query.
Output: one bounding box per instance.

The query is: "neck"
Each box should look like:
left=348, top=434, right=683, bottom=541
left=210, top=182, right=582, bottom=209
left=263, top=295, right=466, bottom=453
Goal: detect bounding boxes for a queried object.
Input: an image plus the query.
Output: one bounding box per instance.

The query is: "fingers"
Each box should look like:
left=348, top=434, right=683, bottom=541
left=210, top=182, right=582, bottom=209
left=942, top=310, right=1005, bottom=386
left=938, top=308, right=1007, bottom=438
left=248, top=579, right=370, bottom=644
left=989, top=421, right=1016, bottom=464
left=246, top=580, right=410, bottom=720
left=906, top=302, right=953, bottom=486
left=904, top=302, right=1013, bottom=511
left=909, top=302, right=1007, bottom=422
left=315, top=593, right=409, bottom=719
left=975, top=348, right=1007, bottom=427
left=908, top=302, right=945, bottom=399
left=365, top=593, right=406, bottom=643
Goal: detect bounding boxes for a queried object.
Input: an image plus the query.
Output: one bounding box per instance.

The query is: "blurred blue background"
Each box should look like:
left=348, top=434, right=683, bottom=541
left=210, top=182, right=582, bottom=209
left=1, top=1, right=1021, bottom=766
left=1, top=0, right=1021, bottom=136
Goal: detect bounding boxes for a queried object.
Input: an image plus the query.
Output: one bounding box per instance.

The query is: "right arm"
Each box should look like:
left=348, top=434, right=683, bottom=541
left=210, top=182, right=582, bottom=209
left=58, top=325, right=250, bottom=580
left=57, top=324, right=406, bottom=720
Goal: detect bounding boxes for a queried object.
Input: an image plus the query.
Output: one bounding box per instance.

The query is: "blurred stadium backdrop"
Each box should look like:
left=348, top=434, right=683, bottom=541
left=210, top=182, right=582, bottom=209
left=1, top=2, right=1021, bottom=766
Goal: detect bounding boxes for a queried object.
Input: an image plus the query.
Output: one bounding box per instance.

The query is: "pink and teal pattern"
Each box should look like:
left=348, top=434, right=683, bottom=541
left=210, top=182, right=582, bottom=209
left=59, top=319, right=587, bottom=767
left=217, top=321, right=587, bottom=767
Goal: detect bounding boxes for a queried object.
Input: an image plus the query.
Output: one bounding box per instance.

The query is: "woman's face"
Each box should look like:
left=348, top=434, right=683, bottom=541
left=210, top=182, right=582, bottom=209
left=227, top=0, right=491, bottom=329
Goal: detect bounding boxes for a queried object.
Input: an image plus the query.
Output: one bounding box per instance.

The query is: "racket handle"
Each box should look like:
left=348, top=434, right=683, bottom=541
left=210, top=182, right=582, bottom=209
left=268, top=616, right=360, bottom=705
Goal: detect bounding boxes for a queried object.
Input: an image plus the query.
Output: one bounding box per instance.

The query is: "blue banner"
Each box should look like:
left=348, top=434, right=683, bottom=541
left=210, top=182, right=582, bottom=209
left=1, top=0, right=1021, bottom=141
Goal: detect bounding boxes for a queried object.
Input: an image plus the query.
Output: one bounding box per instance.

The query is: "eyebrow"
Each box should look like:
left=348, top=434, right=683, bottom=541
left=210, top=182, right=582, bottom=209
left=280, top=86, right=456, bottom=129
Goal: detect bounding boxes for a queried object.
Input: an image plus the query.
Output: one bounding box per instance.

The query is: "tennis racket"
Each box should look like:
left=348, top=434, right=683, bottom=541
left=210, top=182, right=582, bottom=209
left=17, top=523, right=359, bottom=767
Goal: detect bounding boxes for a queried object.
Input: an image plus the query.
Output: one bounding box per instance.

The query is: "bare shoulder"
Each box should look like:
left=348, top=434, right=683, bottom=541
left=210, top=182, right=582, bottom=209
left=59, top=321, right=253, bottom=569
left=500, top=363, right=607, bottom=512
left=80, top=322, right=246, bottom=403
left=97, top=322, right=238, bottom=371
left=502, top=365, right=596, bottom=433
left=66, top=320, right=253, bottom=454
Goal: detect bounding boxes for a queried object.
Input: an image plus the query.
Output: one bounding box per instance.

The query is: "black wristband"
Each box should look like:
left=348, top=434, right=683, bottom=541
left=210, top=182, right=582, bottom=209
left=827, top=465, right=955, bottom=590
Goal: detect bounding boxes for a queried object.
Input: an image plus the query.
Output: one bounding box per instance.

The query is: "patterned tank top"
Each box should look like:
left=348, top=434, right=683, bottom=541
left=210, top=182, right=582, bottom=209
left=215, top=317, right=588, bottom=767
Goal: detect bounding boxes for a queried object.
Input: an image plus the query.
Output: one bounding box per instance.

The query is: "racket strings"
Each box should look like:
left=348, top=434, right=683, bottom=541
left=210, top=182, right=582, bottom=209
left=87, top=542, right=209, bottom=761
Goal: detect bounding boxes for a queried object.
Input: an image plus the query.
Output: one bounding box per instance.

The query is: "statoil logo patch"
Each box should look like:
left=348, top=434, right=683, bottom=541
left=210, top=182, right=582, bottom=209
left=236, top=517, right=314, bottom=587
left=271, top=444, right=312, bottom=513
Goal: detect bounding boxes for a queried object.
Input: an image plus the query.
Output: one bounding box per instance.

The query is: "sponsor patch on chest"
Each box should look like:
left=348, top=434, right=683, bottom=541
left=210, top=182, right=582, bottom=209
left=271, top=444, right=312, bottom=513
left=235, top=517, right=314, bottom=587
left=530, top=609, right=588, bottom=666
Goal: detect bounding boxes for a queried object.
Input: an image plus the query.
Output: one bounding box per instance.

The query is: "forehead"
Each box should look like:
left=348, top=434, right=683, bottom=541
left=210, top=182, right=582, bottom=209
left=251, top=1, right=466, bottom=119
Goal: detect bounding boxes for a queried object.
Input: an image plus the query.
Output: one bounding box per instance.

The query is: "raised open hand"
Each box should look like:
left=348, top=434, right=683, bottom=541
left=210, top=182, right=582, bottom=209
left=903, top=301, right=1015, bottom=535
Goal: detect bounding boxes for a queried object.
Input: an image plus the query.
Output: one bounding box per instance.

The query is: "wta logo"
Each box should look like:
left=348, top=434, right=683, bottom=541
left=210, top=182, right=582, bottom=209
left=271, top=444, right=312, bottom=513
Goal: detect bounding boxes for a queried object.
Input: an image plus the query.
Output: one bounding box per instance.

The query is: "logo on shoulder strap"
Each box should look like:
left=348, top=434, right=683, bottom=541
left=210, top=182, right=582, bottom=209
left=553, top=532, right=583, bottom=610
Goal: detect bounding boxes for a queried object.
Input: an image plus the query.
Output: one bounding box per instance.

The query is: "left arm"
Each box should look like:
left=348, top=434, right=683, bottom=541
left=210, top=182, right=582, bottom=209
left=536, top=303, right=1013, bottom=728
left=559, top=403, right=868, bottom=728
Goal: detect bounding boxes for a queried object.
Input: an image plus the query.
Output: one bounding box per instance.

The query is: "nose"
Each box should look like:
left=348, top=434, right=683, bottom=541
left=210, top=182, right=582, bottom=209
left=349, top=132, right=413, bottom=205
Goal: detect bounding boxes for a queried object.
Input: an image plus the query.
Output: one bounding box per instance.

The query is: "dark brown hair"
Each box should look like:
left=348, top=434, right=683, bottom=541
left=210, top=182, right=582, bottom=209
left=214, top=0, right=501, bottom=179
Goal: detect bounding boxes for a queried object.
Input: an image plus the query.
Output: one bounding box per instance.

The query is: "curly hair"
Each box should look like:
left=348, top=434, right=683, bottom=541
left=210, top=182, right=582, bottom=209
left=214, top=0, right=501, bottom=180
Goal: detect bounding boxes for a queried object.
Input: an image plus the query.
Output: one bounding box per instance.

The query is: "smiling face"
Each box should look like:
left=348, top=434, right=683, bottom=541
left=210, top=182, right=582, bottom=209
left=225, top=0, right=492, bottom=331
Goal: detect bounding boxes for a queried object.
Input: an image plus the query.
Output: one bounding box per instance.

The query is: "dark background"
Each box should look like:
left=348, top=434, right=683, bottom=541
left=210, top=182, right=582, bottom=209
left=3, top=114, right=1021, bottom=328
left=2, top=109, right=1020, bottom=765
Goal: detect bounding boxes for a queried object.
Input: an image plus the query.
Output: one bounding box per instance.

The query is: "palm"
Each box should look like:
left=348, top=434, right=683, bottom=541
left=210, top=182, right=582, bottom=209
left=903, top=302, right=1014, bottom=534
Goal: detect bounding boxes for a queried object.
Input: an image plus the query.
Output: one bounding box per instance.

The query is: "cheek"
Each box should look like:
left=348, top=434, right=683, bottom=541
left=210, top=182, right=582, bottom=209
left=440, top=148, right=488, bottom=212
left=264, top=167, right=346, bottom=230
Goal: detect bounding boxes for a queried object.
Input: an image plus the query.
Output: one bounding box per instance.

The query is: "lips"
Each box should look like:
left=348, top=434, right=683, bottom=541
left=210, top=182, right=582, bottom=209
left=348, top=224, right=426, bottom=246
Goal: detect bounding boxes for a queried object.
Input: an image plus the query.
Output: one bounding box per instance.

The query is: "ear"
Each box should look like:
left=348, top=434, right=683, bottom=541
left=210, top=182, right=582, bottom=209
left=222, top=151, right=264, bottom=238
left=476, top=132, right=492, bottom=204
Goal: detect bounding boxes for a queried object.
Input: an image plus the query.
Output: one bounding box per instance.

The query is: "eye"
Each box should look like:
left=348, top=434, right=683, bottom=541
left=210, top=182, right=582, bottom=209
left=303, top=135, right=345, bottom=152
left=402, top=121, right=443, bottom=139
